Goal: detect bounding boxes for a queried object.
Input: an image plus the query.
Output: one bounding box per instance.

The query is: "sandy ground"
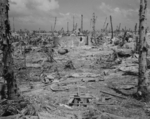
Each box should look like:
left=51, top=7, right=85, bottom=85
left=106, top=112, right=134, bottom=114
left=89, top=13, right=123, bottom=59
left=8, top=39, right=149, bottom=119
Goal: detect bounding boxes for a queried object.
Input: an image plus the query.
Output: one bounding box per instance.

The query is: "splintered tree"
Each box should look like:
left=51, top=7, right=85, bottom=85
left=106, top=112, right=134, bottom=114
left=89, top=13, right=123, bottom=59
left=135, top=23, right=138, bottom=35
left=73, top=16, right=75, bottom=31
left=90, top=18, right=92, bottom=30
left=13, top=17, right=15, bottom=32
left=138, top=0, right=149, bottom=99
left=81, top=14, right=83, bottom=32
left=105, top=23, right=109, bottom=34
left=0, top=0, right=19, bottom=99
left=102, top=17, right=107, bottom=32
left=118, top=23, right=121, bottom=32
left=75, top=23, right=77, bottom=31
left=53, top=17, right=57, bottom=31
left=67, top=22, right=69, bottom=33
left=135, top=23, right=139, bottom=52
left=110, top=15, right=113, bottom=39
left=92, top=13, right=96, bottom=44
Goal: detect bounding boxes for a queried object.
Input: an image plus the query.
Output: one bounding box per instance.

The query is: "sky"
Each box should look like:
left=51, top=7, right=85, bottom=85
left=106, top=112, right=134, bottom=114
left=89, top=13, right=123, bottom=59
left=9, top=0, right=150, bottom=31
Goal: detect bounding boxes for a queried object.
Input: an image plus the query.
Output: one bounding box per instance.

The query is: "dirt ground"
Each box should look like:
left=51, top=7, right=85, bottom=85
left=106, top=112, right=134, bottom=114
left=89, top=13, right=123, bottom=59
left=1, top=36, right=150, bottom=119
left=5, top=37, right=149, bottom=119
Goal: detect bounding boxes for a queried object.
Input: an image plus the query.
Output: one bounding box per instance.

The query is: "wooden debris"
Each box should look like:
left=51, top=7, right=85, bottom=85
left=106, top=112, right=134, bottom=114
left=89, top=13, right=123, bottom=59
left=100, top=90, right=127, bottom=99
left=0, top=114, right=21, bottom=119
left=101, top=112, right=137, bottom=119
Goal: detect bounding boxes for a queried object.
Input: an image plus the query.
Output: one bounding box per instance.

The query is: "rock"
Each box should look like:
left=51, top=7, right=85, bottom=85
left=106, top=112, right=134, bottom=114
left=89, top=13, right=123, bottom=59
left=58, top=49, right=69, bottom=55
left=128, top=37, right=134, bottom=42
left=44, top=77, right=51, bottom=83
left=40, top=73, right=54, bottom=83
left=46, top=74, right=55, bottom=80
left=67, top=73, right=80, bottom=78
left=53, top=79, right=59, bottom=83
left=103, top=70, right=109, bottom=76
left=102, top=43, right=109, bottom=50
left=26, top=63, right=41, bottom=68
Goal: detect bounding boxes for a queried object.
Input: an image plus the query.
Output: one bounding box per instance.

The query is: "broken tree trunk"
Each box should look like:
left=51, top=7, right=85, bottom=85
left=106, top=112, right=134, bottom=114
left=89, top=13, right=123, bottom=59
left=75, top=23, right=78, bottom=31
left=92, top=13, right=96, bottom=44
left=118, top=23, right=121, bottom=33
left=13, top=17, right=15, bottom=32
left=138, top=0, right=149, bottom=99
left=73, top=16, right=75, bottom=31
left=67, top=22, right=69, bottom=33
left=135, top=23, right=139, bottom=52
left=103, top=17, right=107, bottom=32
left=90, top=19, right=92, bottom=30
left=0, top=0, right=20, bottom=100
left=81, top=14, right=83, bottom=32
left=110, top=15, right=113, bottom=39
left=24, top=40, right=27, bottom=69
left=135, top=23, right=138, bottom=35
left=125, top=27, right=126, bottom=31
left=121, top=31, right=127, bottom=47
left=51, top=25, right=53, bottom=32
left=136, top=36, right=139, bottom=52
left=53, top=17, right=57, bottom=31
left=105, top=23, right=109, bottom=34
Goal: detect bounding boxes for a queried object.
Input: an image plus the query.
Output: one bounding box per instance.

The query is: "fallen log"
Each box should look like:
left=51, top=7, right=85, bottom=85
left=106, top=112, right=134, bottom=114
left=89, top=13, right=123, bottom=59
left=0, top=114, right=21, bottom=119
left=50, top=83, right=69, bottom=92
left=100, top=90, right=127, bottom=99
left=101, top=112, right=137, bottom=119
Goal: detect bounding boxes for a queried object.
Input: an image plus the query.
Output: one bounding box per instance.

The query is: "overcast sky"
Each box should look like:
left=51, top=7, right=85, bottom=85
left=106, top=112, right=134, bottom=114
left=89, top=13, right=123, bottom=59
left=9, top=0, right=150, bottom=31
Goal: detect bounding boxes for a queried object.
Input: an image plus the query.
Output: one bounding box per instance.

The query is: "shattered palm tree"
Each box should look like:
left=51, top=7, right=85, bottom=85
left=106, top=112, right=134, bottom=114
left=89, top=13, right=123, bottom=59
left=138, top=0, right=149, bottom=99
left=92, top=13, right=96, bottom=44
left=81, top=15, right=83, bottom=33
left=0, top=0, right=20, bottom=99
left=110, top=15, right=114, bottom=40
